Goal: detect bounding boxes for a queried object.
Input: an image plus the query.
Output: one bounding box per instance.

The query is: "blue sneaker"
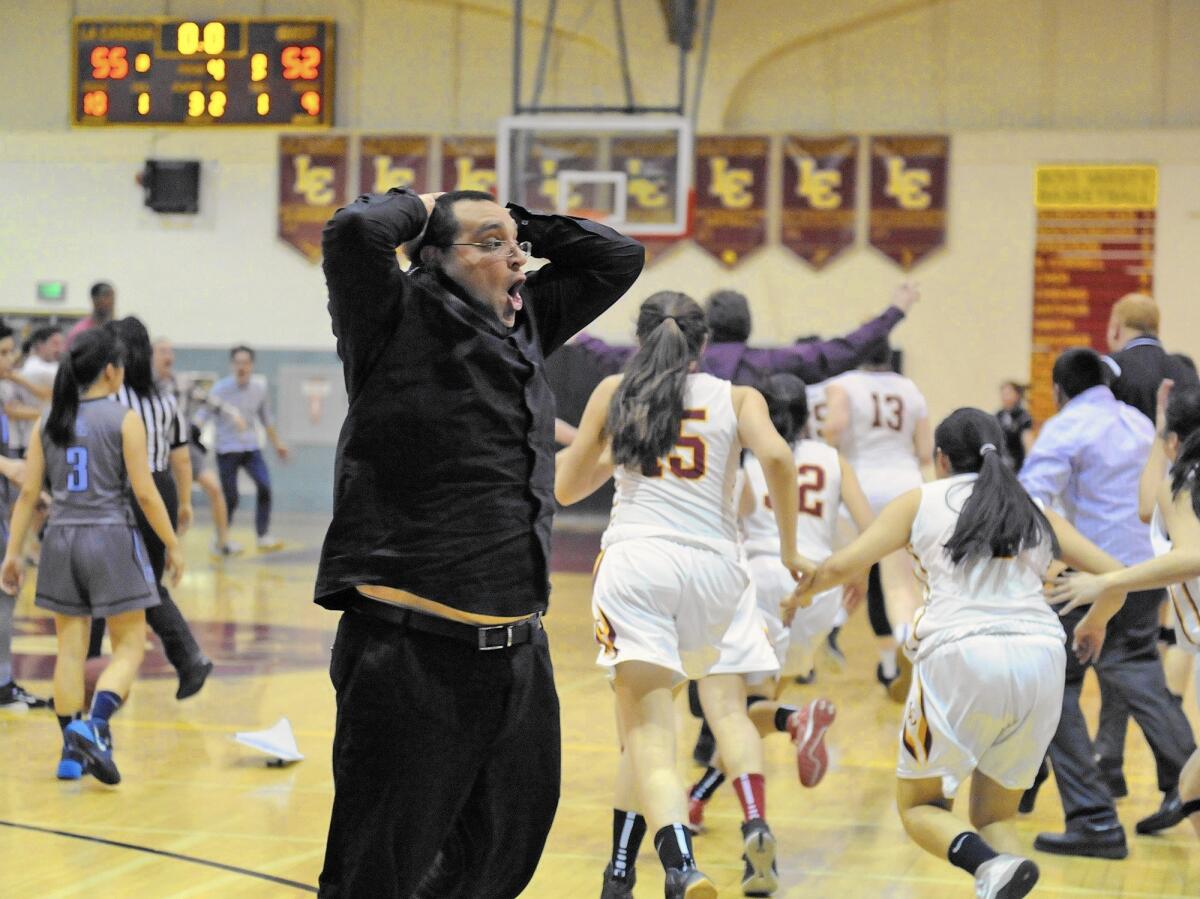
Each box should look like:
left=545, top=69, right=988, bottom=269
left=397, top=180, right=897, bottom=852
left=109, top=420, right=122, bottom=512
left=65, top=719, right=120, bottom=785
left=56, top=746, right=85, bottom=780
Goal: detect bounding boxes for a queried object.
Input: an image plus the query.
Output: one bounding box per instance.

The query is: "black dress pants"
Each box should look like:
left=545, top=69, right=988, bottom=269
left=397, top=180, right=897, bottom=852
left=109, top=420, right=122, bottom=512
left=1049, top=592, right=1197, bottom=825
left=318, top=608, right=562, bottom=899
left=88, top=471, right=203, bottom=671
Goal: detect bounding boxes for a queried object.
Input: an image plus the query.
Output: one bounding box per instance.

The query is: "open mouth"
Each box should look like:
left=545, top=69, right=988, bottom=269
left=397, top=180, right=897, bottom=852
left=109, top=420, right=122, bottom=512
left=507, top=279, right=525, bottom=312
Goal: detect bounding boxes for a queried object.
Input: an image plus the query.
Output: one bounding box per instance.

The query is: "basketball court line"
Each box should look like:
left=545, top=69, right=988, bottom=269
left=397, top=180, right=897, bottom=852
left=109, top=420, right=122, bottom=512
left=0, top=819, right=319, bottom=894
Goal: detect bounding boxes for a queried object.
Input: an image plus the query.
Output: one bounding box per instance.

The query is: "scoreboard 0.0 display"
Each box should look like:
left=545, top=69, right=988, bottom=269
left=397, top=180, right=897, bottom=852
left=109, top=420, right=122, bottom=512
left=72, top=18, right=334, bottom=127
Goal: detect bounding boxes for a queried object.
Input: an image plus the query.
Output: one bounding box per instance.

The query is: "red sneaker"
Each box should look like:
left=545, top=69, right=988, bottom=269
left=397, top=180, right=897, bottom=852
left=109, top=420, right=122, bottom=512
left=787, top=698, right=837, bottom=788
left=687, top=794, right=708, bottom=834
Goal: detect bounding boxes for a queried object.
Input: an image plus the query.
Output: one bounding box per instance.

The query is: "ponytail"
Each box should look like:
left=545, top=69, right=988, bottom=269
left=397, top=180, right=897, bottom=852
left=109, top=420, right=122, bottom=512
left=44, top=328, right=125, bottom=447
left=1166, top=385, right=1200, bottom=518
left=761, top=373, right=808, bottom=445
left=936, top=407, right=1059, bottom=565
left=608, top=291, right=708, bottom=475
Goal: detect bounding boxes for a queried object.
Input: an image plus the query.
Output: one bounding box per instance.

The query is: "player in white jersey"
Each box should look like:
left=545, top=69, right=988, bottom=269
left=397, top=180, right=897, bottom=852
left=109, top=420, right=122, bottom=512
left=685, top=374, right=875, bottom=833
left=823, top=341, right=932, bottom=700
left=556, top=291, right=805, bottom=899
left=786, top=408, right=1126, bottom=899
left=1050, top=381, right=1200, bottom=838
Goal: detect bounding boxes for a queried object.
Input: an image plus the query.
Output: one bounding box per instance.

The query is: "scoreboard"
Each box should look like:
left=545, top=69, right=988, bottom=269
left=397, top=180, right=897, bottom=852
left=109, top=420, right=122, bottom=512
left=72, top=18, right=334, bottom=127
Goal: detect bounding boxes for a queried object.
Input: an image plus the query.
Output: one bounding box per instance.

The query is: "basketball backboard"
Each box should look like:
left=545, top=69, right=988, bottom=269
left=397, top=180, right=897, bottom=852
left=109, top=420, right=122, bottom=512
left=497, top=114, right=692, bottom=237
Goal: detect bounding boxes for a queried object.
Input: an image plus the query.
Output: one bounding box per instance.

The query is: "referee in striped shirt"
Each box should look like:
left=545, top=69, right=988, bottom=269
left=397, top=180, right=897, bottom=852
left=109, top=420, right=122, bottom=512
left=88, top=318, right=212, bottom=700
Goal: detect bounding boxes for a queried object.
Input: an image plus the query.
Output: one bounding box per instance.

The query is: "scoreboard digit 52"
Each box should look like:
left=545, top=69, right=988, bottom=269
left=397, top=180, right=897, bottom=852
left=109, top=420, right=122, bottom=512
left=72, top=18, right=334, bottom=127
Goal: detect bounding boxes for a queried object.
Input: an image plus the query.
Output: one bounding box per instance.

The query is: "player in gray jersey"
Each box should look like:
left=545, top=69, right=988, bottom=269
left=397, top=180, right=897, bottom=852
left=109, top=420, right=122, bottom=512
left=0, top=323, right=47, bottom=712
left=1, top=328, right=185, bottom=785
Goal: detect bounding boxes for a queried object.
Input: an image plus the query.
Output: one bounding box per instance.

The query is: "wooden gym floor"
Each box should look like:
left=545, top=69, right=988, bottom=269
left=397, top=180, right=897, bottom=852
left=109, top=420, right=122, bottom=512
left=0, top=515, right=1197, bottom=898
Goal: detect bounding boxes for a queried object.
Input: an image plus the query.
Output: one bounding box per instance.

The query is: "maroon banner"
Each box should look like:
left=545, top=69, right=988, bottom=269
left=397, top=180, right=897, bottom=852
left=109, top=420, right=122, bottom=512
left=518, top=136, right=599, bottom=214
left=358, top=135, right=430, bottom=195
left=611, top=135, right=687, bottom=266
left=781, top=135, right=858, bottom=269
left=868, top=135, right=949, bottom=269
left=278, top=135, right=348, bottom=264
left=693, top=135, right=769, bottom=268
left=440, top=135, right=496, bottom=194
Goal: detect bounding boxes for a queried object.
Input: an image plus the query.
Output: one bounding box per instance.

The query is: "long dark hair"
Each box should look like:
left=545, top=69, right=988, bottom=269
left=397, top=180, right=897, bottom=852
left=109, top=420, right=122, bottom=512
left=107, top=317, right=155, bottom=397
left=936, top=407, right=1059, bottom=564
left=45, top=328, right=125, bottom=447
left=1167, top=386, right=1200, bottom=518
left=761, top=373, right=808, bottom=444
left=608, top=291, right=709, bottom=474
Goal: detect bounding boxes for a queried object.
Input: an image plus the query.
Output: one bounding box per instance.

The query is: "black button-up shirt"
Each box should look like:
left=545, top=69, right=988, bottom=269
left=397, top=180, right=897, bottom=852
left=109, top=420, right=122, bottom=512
left=316, top=189, right=644, bottom=617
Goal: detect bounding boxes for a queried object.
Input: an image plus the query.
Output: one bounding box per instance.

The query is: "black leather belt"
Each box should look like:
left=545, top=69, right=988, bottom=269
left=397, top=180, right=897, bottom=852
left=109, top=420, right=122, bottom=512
left=349, top=595, right=543, bottom=651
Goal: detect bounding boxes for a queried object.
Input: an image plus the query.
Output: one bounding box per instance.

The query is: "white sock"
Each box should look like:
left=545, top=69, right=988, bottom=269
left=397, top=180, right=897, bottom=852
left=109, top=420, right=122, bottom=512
left=879, top=650, right=898, bottom=679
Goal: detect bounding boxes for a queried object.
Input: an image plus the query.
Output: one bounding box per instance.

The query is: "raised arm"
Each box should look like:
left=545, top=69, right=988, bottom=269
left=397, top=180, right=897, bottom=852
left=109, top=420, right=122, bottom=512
left=513, top=206, right=645, bottom=357
left=322, top=189, right=434, bottom=387
left=555, top=375, right=620, bottom=506
left=747, top=283, right=917, bottom=381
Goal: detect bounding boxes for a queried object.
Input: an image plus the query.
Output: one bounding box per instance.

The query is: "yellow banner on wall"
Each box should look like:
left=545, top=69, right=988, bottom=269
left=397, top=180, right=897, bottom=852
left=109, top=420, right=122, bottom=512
left=1035, top=165, right=1158, bottom=210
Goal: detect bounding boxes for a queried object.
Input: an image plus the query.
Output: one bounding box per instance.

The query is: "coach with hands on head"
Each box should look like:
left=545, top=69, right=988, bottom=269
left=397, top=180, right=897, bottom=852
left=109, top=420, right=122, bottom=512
left=317, top=187, right=644, bottom=898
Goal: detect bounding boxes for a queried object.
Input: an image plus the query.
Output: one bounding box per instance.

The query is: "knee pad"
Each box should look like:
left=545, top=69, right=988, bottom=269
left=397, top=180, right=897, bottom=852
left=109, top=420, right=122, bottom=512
left=687, top=679, right=703, bottom=718
left=745, top=694, right=769, bottom=709
left=867, top=564, right=892, bottom=637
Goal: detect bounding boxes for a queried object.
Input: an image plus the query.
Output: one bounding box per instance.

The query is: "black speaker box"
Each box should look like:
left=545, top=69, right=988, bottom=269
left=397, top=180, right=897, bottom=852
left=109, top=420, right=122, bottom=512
left=143, top=160, right=201, bottom=214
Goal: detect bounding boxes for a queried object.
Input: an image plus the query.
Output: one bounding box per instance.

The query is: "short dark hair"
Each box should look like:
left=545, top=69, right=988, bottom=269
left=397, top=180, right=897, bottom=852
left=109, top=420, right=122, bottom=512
left=704, top=290, right=751, bottom=343
left=862, top=338, right=894, bottom=367
left=412, top=190, right=500, bottom=266
left=90, top=281, right=114, bottom=300
left=1052, top=348, right=1108, bottom=400
left=1172, top=352, right=1197, bottom=376
left=761, top=373, right=809, bottom=443
left=0, top=323, right=14, bottom=343
left=30, top=325, right=61, bottom=348
left=230, top=344, right=255, bottom=360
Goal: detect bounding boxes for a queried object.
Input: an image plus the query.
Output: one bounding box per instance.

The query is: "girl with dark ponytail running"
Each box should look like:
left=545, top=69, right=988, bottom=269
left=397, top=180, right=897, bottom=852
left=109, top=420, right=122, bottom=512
left=1051, top=380, right=1200, bottom=838
left=785, top=407, right=1125, bottom=899
left=0, top=328, right=184, bottom=785
left=557, top=291, right=807, bottom=899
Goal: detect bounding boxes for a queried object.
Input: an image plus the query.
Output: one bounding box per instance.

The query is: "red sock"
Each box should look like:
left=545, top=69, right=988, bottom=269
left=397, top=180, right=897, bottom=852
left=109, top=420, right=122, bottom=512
left=732, top=772, right=766, bottom=822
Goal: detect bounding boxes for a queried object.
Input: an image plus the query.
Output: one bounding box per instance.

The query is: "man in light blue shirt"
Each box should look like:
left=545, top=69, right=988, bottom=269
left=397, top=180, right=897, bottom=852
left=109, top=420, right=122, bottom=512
left=207, top=346, right=290, bottom=551
left=1019, top=348, right=1195, bottom=856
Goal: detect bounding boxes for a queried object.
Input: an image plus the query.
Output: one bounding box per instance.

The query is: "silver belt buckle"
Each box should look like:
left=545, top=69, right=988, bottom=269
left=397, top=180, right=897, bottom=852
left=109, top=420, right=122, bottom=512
left=478, top=623, right=513, bottom=651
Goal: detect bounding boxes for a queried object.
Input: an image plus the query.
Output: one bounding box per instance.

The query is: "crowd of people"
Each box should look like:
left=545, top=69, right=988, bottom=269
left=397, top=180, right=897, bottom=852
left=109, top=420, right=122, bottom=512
left=0, top=282, right=291, bottom=788
left=313, top=187, right=1199, bottom=899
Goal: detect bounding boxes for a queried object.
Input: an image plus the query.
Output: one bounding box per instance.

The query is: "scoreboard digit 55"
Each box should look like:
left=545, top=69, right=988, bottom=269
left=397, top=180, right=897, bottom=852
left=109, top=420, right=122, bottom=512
left=72, top=17, right=334, bottom=127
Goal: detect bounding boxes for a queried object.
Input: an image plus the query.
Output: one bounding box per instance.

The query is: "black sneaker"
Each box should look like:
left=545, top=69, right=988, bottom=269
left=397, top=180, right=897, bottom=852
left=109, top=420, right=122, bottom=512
left=0, top=680, right=51, bottom=711
left=65, top=719, right=120, bottom=785
left=599, top=862, right=634, bottom=899
left=176, top=657, right=213, bottom=700
left=1136, top=789, right=1185, bottom=834
left=740, top=819, right=778, bottom=897
left=664, top=867, right=716, bottom=899
left=1018, top=759, right=1049, bottom=814
left=875, top=662, right=897, bottom=691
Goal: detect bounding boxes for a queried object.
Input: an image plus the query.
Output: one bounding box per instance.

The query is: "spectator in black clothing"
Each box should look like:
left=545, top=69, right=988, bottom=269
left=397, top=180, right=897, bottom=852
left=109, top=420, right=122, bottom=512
left=317, top=188, right=643, bottom=899
left=1105, top=293, right=1199, bottom=420
left=996, top=380, right=1034, bottom=471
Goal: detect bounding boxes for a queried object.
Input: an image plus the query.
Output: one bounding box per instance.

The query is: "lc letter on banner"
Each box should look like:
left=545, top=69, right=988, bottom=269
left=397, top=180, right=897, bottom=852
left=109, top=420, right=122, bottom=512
left=694, top=135, right=769, bottom=268
left=868, top=135, right=949, bottom=270
left=279, top=135, right=348, bottom=263
left=358, top=135, right=430, bottom=195
left=781, top=135, right=858, bottom=270
left=440, top=136, right=497, bottom=194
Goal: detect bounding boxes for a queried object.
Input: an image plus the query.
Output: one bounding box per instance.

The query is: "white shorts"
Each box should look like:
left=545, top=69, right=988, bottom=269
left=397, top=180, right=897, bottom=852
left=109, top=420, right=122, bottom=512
left=897, top=634, right=1066, bottom=797
left=592, top=537, right=750, bottom=681
left=708, top=577, right=780, bottom=680
left=858, top=467, right=923, bottom=513
left=749, top=555, right=840, bottom=678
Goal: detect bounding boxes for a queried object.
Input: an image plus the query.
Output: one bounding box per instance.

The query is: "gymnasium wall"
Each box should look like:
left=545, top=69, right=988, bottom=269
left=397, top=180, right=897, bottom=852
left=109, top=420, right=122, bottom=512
left=3, top=0, right=1200, bottom=515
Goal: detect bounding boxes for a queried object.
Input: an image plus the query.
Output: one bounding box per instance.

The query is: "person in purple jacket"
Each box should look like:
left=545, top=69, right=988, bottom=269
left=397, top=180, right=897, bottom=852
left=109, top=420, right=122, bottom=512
left=573, top=282, right=920, bottom=387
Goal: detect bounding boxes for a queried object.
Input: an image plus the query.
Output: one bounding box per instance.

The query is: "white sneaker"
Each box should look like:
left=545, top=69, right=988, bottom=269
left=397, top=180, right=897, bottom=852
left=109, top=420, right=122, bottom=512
left=975, top=854, right=1039, bottom=899
left=256, top=534, right=284, bottom=552
left=210, top=538, right=245, bottom=556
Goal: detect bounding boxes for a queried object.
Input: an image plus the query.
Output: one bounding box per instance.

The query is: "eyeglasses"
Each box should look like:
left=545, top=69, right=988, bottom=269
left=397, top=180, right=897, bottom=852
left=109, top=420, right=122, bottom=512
left=450, top=238, right=533, bottom=258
